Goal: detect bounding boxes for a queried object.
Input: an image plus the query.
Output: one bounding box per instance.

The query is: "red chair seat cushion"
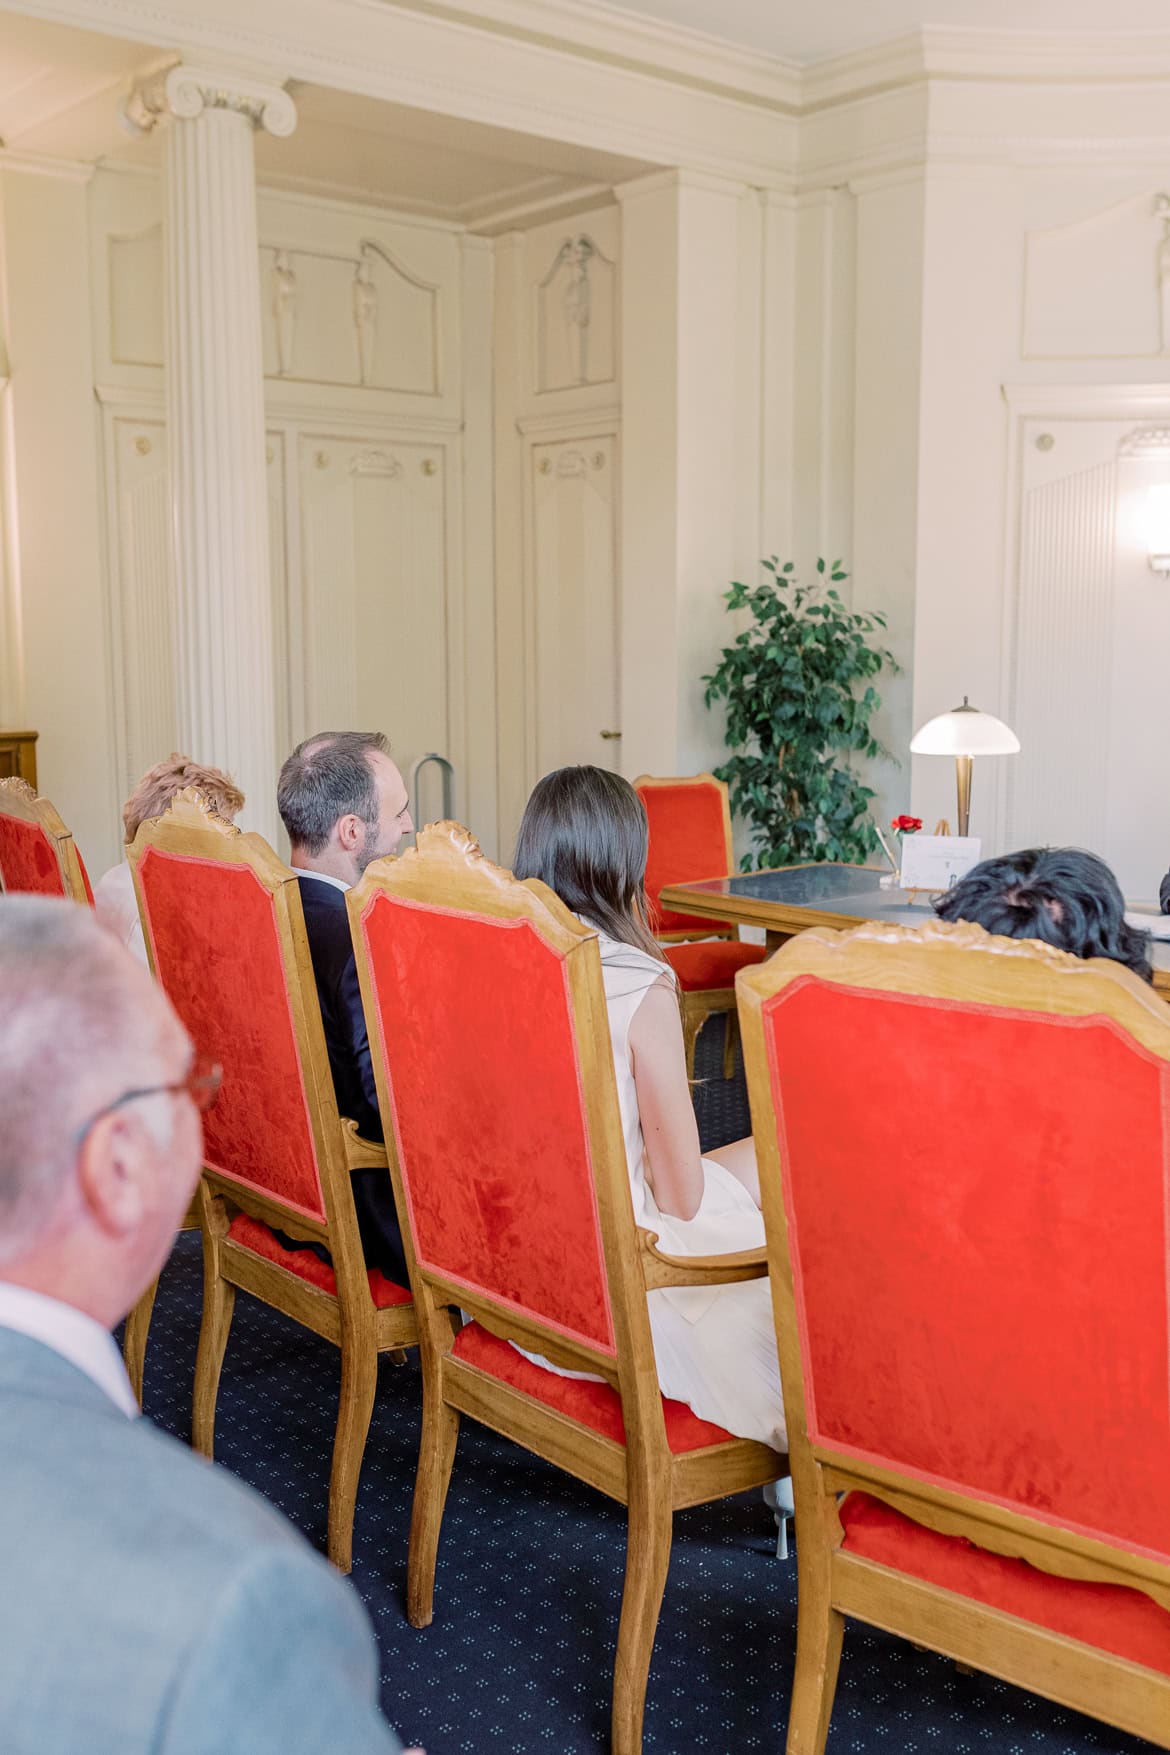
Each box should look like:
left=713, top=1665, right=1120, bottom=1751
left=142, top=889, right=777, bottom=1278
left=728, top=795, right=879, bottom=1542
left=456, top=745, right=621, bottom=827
left=451, top=1319, right=734, bottom=1452
left=840, top=1492, right=1170, bottom=1676
left=227, top=1212, right=412, bottom=1309
left=663, top=939, right=768, bottom=993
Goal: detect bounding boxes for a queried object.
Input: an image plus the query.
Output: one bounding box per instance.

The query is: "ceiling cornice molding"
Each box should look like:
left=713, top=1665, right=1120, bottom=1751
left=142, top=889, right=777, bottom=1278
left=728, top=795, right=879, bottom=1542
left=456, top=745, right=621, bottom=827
left=0, top=148, right=95, bottom=183
left=0, top=0, right=798, bottom=183
left=6, top=2, right=1170, bottom=110
left=7, top=1, right=1170, bottom=211
left=383, top=0, right=803, bottom=109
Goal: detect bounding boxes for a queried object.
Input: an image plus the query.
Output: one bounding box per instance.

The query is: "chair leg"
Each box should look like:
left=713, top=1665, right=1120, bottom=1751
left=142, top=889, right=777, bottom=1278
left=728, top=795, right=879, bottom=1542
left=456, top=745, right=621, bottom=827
left=786, top=1559, right=845, bottom=1755
left=122, top=1274, right=160, bottom=1408
left=192, top=1258, right=235, bottom=1460
left=407, top=1381, right=460, bottom=1627
left=722, top=1007, right=739, bottom=1080
left=327, top=1337, right=379, bottom=1575
left=682, top=1001, right=704, bottom=1080
left=611, top=1468, right=673, bottom=1755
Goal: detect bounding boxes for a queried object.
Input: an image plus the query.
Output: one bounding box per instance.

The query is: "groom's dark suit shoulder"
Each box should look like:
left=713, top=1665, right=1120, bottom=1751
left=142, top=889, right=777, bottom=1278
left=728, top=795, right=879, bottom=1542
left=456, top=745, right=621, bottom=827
left=295, top=874, right=382, bottom=1143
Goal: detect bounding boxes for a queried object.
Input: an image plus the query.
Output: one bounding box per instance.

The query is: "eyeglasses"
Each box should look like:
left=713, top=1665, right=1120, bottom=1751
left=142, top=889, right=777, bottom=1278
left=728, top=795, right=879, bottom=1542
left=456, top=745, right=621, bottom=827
left=72, top=1053, right=223, bottom=1153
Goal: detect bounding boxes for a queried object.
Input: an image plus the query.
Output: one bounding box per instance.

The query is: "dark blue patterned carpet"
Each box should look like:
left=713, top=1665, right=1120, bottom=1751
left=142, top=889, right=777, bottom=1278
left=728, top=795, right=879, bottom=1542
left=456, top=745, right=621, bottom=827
left=138, top=1022, right=1150, bottom=1754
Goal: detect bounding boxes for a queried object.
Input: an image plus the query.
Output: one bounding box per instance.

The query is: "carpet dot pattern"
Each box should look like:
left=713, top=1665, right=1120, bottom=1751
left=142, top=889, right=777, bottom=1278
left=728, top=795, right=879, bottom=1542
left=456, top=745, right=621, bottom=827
left=139, top=1021, right=1150, bottom=1753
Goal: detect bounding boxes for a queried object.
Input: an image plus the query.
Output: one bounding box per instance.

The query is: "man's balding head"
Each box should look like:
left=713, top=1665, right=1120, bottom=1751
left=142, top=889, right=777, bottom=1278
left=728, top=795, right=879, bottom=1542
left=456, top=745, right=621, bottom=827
left=277, top=731, right=413, bottom=886
left=0, top=898, right=202, bottom=1321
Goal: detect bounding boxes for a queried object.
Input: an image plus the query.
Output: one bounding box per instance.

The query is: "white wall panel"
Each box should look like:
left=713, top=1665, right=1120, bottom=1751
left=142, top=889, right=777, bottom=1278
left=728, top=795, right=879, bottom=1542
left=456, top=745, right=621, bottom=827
left=1006, top=454, right=1116, bottom=855
left=102, top=402, right=292, bottom=810
left=1023, top=193, right=1169, bottom=360
left=295, top=430, right=454, bottom=821
left=493, top=203, right=621, bottom=853
left=528, top=432, right=618, bottom=774
left=1000, top=400, right=1170, bottom=897
left=532, top=232, right=616, bottom=394
left=260, top=242, right=440, bottom=394
left=106, top=413, right=174, bottom=792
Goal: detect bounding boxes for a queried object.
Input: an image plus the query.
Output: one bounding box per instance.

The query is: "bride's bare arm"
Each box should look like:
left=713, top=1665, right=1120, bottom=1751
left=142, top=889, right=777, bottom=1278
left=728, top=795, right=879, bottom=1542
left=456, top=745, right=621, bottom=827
left=628, top=978, right=706, bottom=1221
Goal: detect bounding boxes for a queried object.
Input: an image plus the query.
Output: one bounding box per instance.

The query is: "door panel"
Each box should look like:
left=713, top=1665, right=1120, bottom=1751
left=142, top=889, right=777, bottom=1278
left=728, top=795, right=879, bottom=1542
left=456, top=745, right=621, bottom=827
left=296, top=434, right=450, bottom=814
left=529, top=434, right=618, bottom=776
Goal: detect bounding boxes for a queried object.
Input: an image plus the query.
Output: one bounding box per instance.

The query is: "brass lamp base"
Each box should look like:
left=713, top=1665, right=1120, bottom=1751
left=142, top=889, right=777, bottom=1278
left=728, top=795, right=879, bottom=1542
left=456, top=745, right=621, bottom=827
left=955, top=754, right=973, bottom=839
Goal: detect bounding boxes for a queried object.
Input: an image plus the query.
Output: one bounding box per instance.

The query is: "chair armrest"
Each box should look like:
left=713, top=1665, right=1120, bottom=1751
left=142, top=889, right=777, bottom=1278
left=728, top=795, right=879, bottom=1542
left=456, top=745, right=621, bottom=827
left=340, top=1118, right=389, bottom=1172
left=636, top=1226, right=769, bottom=1291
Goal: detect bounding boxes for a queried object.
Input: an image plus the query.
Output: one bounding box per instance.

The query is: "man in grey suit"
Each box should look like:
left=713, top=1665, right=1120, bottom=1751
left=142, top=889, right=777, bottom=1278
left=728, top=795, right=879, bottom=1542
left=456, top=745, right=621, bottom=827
left=0, top=895, right=416, bottom=1755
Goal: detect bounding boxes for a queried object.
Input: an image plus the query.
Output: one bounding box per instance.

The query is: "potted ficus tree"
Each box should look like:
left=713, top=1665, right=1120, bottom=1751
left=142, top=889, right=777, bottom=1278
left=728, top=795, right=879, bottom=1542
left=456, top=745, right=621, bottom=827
left=703, top=556, right=898, bottom=870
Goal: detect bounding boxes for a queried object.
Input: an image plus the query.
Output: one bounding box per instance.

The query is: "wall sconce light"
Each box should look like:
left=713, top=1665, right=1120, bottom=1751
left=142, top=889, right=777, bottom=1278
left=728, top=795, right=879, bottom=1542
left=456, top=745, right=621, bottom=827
left=1145, top=484, right=1170, bottom=575
left=910, top=697, right=1020, bottom=838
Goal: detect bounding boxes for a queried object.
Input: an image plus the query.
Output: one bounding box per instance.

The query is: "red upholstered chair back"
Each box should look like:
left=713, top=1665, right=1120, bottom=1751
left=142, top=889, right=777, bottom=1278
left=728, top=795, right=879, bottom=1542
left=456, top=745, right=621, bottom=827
left=0, top=778, right=92, bottom=904
left=739, top=919, right=1170, bottom=1572
left=634, top=773, right=734, bottom=937
left=128, top=789, right=347, bottom=1234
left=350, top=823, right=644, bottom=1373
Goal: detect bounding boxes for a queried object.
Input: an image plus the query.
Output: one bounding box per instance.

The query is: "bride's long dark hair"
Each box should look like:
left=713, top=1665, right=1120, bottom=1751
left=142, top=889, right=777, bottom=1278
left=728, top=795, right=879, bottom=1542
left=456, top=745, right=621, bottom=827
left=513, top=766, right=666, bottom=963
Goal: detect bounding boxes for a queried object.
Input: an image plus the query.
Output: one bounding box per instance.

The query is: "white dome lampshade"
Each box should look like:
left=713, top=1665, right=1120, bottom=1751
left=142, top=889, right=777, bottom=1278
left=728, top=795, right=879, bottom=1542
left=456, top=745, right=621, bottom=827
left=909, top=697, right=1020, bottom=836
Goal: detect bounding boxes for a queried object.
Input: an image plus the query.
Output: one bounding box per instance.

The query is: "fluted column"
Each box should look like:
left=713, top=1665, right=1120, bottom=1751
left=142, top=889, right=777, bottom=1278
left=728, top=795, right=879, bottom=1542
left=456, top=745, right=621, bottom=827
left=131, top=67, right=295, bottom=841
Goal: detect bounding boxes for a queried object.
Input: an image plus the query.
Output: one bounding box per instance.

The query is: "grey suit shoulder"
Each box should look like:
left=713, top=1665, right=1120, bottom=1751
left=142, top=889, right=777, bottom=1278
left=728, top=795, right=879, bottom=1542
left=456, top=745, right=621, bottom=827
left=0, top=1329, right=403, bottom=1755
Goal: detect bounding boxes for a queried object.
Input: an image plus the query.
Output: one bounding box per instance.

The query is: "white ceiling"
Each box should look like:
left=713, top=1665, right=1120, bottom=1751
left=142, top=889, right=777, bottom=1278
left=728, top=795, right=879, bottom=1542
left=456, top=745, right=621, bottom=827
left=590, top=0, right=1170, bottom=63
left=0, top=11, right=649, bottom=226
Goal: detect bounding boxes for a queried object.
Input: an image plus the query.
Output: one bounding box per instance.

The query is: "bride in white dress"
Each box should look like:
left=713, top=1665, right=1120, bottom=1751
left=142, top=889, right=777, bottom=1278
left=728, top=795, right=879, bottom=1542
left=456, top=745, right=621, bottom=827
left=512, top=765, right=786, bottom=1454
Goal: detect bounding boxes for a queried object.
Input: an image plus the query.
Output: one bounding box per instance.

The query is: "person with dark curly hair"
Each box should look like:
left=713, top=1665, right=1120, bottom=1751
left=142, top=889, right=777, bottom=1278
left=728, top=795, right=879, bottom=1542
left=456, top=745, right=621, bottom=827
left=933, top=846, right=1152, bottom=983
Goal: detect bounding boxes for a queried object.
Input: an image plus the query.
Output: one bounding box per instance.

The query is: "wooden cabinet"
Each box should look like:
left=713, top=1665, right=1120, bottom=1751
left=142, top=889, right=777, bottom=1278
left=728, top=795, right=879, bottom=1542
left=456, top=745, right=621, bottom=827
left=0, top=731, right=37, bottom=788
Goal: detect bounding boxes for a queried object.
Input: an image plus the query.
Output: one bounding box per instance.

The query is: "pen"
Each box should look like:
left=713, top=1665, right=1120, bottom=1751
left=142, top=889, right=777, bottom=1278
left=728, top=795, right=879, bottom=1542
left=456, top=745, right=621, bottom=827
left=873, top=820, right=899, bottom=879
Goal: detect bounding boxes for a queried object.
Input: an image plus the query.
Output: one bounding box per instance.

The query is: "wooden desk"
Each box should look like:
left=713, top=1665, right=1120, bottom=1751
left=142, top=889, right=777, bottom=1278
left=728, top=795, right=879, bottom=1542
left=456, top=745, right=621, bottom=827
left=660, top=861, right=1170, bottom=1000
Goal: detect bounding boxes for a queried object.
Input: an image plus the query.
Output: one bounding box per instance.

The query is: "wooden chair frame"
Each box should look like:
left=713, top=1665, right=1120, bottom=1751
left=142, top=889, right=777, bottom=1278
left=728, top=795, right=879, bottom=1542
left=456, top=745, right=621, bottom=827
left=122, top=1193, right=200, bottom=1405
left=350, top=823, right=784, bottom=1755
left=0, top=776, right=90, bottom=903
left=634, top=772, right=745, bottom=1078
left=737, top=919, right=1170, bottom=1754
left=128, top=789, right=416, bottom=1571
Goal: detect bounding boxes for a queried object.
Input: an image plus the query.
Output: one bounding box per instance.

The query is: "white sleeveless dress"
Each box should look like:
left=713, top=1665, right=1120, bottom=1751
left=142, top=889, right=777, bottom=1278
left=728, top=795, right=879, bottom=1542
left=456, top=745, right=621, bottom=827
left=521, top=930, right=787, bottom=1452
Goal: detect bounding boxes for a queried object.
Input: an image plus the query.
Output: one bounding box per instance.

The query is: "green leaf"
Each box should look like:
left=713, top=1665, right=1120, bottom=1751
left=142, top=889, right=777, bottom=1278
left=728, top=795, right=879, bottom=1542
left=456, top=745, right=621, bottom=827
left=704, top=555, right=897, bottom=866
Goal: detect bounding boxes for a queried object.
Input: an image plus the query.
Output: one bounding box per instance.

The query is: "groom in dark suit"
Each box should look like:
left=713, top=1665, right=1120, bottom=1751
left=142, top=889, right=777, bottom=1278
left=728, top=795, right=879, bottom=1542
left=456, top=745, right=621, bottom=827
left=277, top=731, right=414, bottom=1284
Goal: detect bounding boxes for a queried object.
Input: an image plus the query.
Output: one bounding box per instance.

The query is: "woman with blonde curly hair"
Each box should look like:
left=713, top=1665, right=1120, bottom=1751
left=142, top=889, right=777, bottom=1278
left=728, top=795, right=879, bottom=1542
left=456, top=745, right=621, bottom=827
left=93, top=754, right=244, bottom=961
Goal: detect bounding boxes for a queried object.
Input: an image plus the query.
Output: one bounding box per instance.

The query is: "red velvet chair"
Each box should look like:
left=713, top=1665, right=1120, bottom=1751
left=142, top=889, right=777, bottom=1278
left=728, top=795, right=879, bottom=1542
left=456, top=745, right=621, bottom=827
left=349, top=822, right=784, bottom=1755
left=0, top=776, right=92, bottom=902
left=128, top=788, right=416, bottom=1571
left=0, top=777, right=182, bottom=1398
left=738, top=918, right=1170, bottom=1753
left=634, top=773, right=766, bottom=1077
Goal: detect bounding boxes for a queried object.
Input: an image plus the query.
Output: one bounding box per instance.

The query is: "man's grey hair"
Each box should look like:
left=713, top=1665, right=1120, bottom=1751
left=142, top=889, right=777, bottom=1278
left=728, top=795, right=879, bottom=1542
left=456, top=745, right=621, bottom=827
left=0, top=897, right=178, bottom=1264
left=277, top=731, right=390, bottom=855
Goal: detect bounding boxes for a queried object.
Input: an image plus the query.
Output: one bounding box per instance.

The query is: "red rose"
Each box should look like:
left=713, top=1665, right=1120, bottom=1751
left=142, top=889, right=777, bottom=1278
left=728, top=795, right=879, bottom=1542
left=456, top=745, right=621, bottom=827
left=891, top=815, right=922, bottom=834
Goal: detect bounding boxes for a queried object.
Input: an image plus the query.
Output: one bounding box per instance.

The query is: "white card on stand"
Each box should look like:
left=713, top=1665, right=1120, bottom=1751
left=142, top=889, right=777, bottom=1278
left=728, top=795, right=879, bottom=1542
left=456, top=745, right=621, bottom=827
left=899, top=834, right=981, bottom=893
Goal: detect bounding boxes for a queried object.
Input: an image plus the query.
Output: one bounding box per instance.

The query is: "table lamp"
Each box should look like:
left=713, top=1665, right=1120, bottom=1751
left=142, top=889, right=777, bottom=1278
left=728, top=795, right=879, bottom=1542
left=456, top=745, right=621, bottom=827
left=909, top=697, right=1020, bottom=837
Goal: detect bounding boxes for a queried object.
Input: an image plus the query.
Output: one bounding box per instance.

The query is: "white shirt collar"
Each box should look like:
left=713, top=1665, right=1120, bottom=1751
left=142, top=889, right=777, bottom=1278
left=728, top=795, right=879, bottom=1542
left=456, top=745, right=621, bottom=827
left=0, top=1282, right=139, bottom=1418
left=291, top=865, right=351, bottom=894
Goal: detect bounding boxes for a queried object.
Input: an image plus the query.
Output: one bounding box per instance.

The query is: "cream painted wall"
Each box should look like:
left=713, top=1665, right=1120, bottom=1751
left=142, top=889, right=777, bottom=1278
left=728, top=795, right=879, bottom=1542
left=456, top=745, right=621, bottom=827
left=492, top=202, right=622, bottom=854
left=846, top=173, right=926, bottom=837
left=906, top=159, right=1170, bottom=882
left=619, top=172, right=797, bottom=805
left=1, top=165, right=121, bottom=872
left=0, top=160, right=495, bottom=873
left=5, top=7, right=1170, bottom=890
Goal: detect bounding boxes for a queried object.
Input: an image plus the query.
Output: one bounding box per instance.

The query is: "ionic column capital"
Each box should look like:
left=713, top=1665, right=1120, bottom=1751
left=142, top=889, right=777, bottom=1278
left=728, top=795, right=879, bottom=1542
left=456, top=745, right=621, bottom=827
left=123, top=65, right=296, bottom=139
